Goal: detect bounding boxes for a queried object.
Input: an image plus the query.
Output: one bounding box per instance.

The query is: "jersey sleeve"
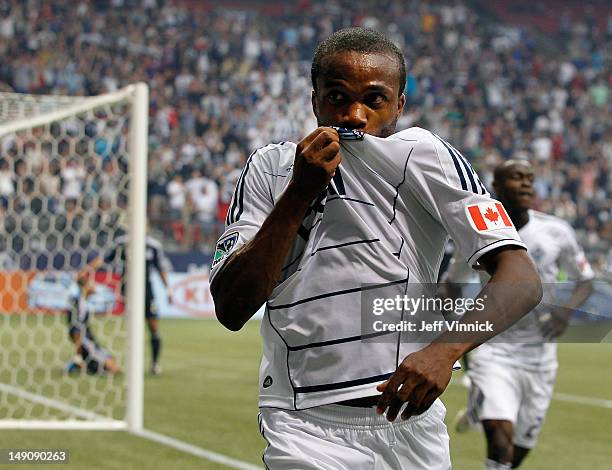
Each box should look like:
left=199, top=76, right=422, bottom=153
left=558, top=224, right=594, bottom=281
left=103, top=235, right=127, bottom=265
left=151, top=245, right=165, bottom=274
left=209, top=147, right=276, bottom=284
left=405, top=130, right=526, bottom=267
left=157, top=244, right=172, bottom=273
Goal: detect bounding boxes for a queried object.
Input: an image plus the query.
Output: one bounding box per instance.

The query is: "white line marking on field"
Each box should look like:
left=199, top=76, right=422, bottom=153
left=132, top=428, right=261, bottom=470
left=2, top=384, right=261, bottom=468
left=450, top=378, right=612, bottom=410
left=552, top=392, right=612, bottom=409
left=0, top=382, right=122, bottom=425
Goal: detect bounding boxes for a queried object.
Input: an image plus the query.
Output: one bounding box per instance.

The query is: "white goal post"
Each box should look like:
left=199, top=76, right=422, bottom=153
left=0, top=83, right=148, bottom=431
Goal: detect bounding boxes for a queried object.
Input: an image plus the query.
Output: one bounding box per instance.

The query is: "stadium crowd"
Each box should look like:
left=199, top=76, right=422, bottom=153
left=0, top=0, right=609, bottom=273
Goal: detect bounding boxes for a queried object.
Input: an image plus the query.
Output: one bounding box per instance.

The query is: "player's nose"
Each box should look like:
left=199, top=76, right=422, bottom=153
left=340, top=103, right=367, bottom=129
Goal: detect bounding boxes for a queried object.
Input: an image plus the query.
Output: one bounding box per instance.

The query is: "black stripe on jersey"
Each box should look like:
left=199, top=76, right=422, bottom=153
left=389, top=147, right=413, bottom=224
left=257, top=414, right=272, bottom=470
left=281, top=250, right=305, bottom=273
left=227, top=149, right=257, bottom=225
left=288, top=330, right=394, bottom=352
left=264, top=305, right=299, bottom=408
left=267, top=277, right=408, bottom=311
left=448, top=141, right=486, bottom=195
left=392, top=236, right=405, bottom=258
left=257, top=413, right=270, bottom=470
left=294, top=372, right=393, bottom=394
left=326, top=196, right=375, bottom=206
left=479, top=180, right=487, bottom=194
left=262, top=171, right=287, bottom=178
left=467, top=239, right=525, bottom=265
left=434, top=135, right=468, bottom=192
left=332, top=168, right=346, bottom=194
left=310, top=238, right=380, bottom=256
left=280, top=218, right=321, bottom=273
left=452, top=146, right=478, bottom=193
left=297, top=224, right=311, bottom=240
left=234, top=156, right=254, bottom=223
left=395, top=266, right=411, bottom=368
left=297, top=218, right=320, bottom=241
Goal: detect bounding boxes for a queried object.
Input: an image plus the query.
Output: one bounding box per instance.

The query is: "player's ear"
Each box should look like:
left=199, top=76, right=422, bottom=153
left=311, top=90, right=319, bottom=119
left=397, top=93, right=405, bottom=116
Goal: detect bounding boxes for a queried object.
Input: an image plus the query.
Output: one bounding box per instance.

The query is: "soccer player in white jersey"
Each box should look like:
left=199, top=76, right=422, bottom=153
left=210, top=28, right=542, bottom=469
left=453, top=160, right=594, bottom=469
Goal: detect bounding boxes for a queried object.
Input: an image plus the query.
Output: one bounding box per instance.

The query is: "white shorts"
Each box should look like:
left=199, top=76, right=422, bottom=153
left=467, top=360, right=557, bottom=449
left=258, top=399, right=451, bottom=470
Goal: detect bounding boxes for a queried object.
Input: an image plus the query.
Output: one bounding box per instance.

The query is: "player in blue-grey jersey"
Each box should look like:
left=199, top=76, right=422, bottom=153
left=211, top=28, right=542, bottom=469
left=64, top=272, right=120, bottom=375
left=88, top=233, right=172, bottom=375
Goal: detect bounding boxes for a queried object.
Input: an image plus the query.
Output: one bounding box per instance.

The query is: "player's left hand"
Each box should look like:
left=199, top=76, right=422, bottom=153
left=540, top=309, right=571, bottom=339
left=376, top=343, right=454, bottom=422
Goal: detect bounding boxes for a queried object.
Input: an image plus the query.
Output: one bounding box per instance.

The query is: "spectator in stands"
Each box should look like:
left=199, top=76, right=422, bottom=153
left=167, top=173, right=186, bottom=221
left=192, top=176, right=219, bottom=250
left=61, top=157, right=86, bottom=200
left=0, top=158, right=14, bottom=203
left=0, top=0, right=607, bottom=272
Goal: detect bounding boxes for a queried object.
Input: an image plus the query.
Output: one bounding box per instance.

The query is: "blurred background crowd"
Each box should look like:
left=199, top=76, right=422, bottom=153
left=0, top=0, right=610, bottom=274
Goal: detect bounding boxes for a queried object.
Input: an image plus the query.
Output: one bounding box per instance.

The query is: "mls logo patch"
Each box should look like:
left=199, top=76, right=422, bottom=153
left=212, top=232, right=239, bottom=268
left=466, top=202, right=514, bottom=232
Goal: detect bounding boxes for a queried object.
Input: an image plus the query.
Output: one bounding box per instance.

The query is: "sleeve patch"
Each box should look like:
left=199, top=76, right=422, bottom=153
left=466, top=202, right=514, bottom=232
left=212, top=232, right=240, bottom=268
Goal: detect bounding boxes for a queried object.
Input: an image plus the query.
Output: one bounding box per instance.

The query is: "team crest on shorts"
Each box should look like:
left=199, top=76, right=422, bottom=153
left=212, top=232, right=239, bottom=268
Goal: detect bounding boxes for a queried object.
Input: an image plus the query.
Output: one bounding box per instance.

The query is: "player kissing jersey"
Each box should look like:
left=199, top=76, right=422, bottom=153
left=211, top=127, right=526, bottom=410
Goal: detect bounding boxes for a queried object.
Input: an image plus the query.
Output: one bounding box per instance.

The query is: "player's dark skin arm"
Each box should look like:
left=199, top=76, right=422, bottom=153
left=377, top=246, right=542, bottom=421
left=541, top=278, right=593, bottom=338
left=211, top=127, right=341, bottom=331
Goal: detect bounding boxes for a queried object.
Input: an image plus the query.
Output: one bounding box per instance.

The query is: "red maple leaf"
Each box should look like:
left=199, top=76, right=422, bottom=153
left=484, top=207, right=499, bottom=223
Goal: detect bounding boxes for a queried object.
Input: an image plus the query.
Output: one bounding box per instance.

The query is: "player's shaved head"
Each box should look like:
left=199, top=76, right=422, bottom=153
left=493, top=159, right=533, bottom=184
left=311, top=27, right=406, bottom=97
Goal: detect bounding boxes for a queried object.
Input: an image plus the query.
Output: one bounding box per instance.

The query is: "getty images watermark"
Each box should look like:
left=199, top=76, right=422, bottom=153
left=360, top=282, right=612, bottom=344
left=371, top=294, right=490, bottom=333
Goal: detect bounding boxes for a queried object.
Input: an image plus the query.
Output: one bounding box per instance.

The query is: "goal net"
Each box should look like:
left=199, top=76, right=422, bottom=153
left=0, top=84, right=148, bottom=430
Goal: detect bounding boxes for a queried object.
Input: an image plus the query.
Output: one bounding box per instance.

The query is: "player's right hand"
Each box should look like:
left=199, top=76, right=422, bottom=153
left=289, top=127, right=341, bottom=203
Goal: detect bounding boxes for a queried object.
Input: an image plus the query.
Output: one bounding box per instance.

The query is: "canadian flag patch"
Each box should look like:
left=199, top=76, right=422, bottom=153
left=466, top=202, right=514, bottom=232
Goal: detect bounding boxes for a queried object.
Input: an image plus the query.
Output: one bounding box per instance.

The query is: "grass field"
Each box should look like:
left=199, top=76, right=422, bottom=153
left=1, top=319, right=610, bottom=469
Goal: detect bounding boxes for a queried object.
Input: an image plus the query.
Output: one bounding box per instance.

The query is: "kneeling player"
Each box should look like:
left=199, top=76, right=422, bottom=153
left=65, top=274, right=120, bottom=375
left=455, top=160, right=594, bottom=469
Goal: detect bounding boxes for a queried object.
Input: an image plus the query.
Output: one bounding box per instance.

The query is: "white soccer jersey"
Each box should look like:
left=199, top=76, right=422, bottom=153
left=468, top=210, right=594, bottom=370
left=211, top=127, right=525, bottom=410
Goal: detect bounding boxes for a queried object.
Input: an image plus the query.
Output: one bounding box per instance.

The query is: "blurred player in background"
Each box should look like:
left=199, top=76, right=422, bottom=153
left=453, top=160, right=594, bottom=469
left=65, top=272, right=120, bottom=375
left=211, top=27, right=542, bottom=469
left=88, top=232, right=172, bottom=375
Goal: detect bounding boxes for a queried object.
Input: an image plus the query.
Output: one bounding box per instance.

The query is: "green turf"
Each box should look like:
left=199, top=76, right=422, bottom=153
left=0, top=319, right=610, bottom=469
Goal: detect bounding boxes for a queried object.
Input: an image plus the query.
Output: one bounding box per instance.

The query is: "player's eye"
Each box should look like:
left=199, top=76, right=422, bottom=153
left=366, top=94, right=387, bottom=107
left=327, top=91, right=346, bottom=104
